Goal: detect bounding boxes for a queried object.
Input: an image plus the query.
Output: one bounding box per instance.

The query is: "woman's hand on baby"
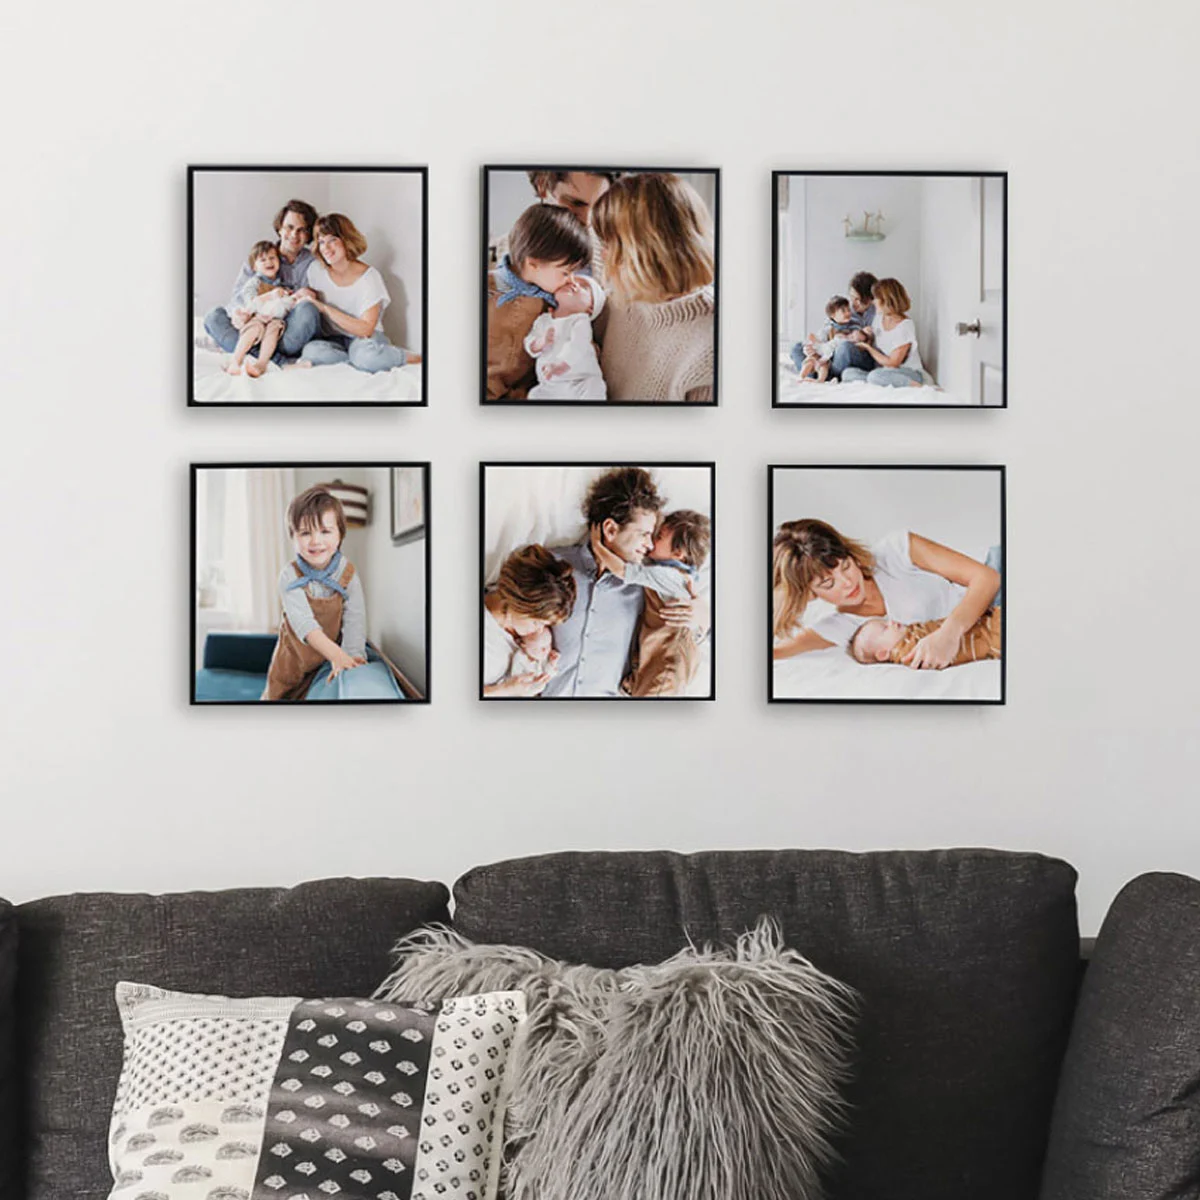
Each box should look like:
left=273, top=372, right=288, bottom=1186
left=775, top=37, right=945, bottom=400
left=902, top=625, right=959, bottom=670
left=499, top=671, right=551, bottom=697
left=293, top=287, right=318, bottom=302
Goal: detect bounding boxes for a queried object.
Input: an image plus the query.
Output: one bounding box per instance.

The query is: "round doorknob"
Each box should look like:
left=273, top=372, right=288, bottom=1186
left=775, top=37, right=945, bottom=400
left=956, top=319, right=982, bottom=337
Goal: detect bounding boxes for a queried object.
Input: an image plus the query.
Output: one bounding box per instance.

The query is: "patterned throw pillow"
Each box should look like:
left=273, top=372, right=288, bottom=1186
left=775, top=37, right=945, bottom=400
left=106, top=983, right=526, bottom=1200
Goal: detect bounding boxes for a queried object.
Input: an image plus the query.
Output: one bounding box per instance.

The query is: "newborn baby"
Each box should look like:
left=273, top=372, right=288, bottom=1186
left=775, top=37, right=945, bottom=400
left=523, top=275, right=607, bottom=401
left=511, top=624, right=560, bottom=678
left=849, top=607, right=1002, bottom=667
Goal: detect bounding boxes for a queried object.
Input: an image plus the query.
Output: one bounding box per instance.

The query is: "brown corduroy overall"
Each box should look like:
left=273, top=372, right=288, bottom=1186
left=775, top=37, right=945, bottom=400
left=261, top=560, right=357, bottom=701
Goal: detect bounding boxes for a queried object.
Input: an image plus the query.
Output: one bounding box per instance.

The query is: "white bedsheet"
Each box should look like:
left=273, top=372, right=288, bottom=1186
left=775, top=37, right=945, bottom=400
left=773, top=645, right=1001, bottom=701
left=776, top=360, right=959, bottom=407
left=193, top=347, right=422, bottom=405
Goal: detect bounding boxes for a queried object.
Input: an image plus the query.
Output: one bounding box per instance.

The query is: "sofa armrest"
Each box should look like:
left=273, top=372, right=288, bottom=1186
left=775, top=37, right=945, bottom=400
left=201, top=631, right=277, bottom=673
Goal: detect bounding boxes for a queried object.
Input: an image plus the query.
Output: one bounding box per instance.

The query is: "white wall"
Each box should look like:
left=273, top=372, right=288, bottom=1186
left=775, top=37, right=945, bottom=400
left=193, top=170, right=423, bottom=348
left=3, top=0, right=1199, bottom=935
left=917, top=176, right=976, bottom=396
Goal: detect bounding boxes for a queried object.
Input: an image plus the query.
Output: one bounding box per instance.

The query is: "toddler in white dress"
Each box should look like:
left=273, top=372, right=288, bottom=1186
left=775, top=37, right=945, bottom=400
left=523, top=275, right=607, bottom=401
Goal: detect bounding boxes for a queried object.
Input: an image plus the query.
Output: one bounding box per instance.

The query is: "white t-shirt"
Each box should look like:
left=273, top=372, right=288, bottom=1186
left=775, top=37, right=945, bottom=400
left=483, top=603, right=519, bottom=687
left=872, top=315, right=924, bottom=373
left=306, top=261, right=390, bottom=336
left=811, top=530, right=964, bottom=648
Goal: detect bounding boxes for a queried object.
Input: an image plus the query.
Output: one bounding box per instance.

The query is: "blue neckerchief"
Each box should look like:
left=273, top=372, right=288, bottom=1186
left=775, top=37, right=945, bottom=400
left=286, top=550, right=348, bottom=598
left=495, top=254, right=557, bottom=309
left=255, top=273, right=282, bottom=289
left=653, top=557, right=698, bottom=577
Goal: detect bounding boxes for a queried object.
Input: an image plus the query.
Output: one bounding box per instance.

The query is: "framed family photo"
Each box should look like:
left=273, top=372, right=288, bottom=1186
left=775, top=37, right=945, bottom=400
left=481, top=462, right=716, bottom=700
left=773, top=171, right=1007, bottom=408
left=191, top=463, right=431, bottom=704
left=189, top=166, right=427, bottom=407
left=481, top=166, right=720, bottom=406
left=769, top=465, right=1005, bottom=705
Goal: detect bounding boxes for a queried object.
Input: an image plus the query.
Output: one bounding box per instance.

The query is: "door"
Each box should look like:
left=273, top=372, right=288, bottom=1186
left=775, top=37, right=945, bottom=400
left=967, top=175, right=1005, bottom=406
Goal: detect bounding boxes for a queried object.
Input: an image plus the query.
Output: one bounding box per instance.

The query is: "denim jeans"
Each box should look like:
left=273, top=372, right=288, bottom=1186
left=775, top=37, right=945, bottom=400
left=985, top=544, right=1004, bottom=607
left=841, top=365, right=924, bottom=387
left=202, top=301, right=320, bottom=362
left=300, top=331, right=409, bottom=373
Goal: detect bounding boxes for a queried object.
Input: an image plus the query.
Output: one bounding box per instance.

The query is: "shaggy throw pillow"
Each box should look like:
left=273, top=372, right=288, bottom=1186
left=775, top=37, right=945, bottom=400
left=106, top=983, right=526, bottom=1200
left=375, top=919, right=858, bottom=1200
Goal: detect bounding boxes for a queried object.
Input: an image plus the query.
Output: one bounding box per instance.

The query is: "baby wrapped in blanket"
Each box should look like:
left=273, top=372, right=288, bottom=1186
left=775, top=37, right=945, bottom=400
left=849, top=607, right=1002, bottom=667
left=522, top=275, right=607, bottom=401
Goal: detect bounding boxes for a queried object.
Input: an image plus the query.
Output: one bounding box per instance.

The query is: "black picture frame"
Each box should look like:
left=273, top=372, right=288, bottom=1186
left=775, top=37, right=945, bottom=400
left=480, top=461, right=717, bottom=701
left=190, top=461, right=432, bottom=705
left=771, top=170, right=1008, bottom=410
left=187, top=165, right=429, bottom=409
left=767, top=464, right=1006, bottom=705
left=480, top=165, right=721, bottom=407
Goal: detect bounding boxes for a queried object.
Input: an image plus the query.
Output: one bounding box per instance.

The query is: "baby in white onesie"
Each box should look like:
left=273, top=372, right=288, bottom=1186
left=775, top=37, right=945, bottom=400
left=523, top=275, right=607, bottom=401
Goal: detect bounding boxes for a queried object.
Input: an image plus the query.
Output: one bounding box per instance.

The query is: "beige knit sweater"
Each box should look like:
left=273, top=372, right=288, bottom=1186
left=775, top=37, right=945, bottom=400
left=599, top=285, right=715, bottom=403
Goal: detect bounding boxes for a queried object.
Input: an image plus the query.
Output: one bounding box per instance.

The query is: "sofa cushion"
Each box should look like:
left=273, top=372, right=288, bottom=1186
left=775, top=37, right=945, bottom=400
left=16, top=876, right=450, bottom=1200
left=1039, top=871, right=1200, bottom=1200
left=452, top=849, right=1080, bottom=1200
left=106, top=983, right=524, bottom=1200
left=0, top=899, right=17, bottom=1200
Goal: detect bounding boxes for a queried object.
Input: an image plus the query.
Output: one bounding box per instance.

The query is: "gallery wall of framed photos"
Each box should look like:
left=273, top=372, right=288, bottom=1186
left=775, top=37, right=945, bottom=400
left=7, top=0, right=1191, bottom=935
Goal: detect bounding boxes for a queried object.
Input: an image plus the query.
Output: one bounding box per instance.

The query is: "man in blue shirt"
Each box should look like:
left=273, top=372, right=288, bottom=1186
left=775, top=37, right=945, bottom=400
left=202, top=199, right=322, bottom=361
left=542, top=467, right=704, bottom=698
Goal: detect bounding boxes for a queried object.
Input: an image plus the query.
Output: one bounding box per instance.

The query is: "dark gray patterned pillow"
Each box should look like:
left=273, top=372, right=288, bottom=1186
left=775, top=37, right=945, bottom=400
left=107, top=983, right=525, bottom=1200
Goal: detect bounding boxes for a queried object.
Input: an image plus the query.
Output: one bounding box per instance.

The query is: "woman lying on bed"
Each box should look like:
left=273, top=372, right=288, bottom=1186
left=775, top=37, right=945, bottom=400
left=772, top=519, right=1000, bottom=669
left=483, top=544, right=577, bottom=697
left=291, top=213, right=422, bottom=374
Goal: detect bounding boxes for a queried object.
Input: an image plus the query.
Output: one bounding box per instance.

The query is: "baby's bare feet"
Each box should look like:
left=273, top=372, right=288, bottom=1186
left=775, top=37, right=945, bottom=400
left=406, top=352, right=422, bottom=365
left=245, top=358, right=266, bottom=378
left=225, top=361, right=243, bottom=376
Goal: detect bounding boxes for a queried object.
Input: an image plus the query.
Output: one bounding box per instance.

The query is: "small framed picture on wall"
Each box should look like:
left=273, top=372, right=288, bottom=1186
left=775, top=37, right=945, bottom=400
left=191, top=463, right=431, bottom=704
left=772, top=170, right=1006, bottom=408
left=481, top=166, right=719, bottom=405
left=188, top=165, right=427, bottom=407
left=481, top=462, right=716, bottom=699
left=769, top=465, right=1005, bottom=704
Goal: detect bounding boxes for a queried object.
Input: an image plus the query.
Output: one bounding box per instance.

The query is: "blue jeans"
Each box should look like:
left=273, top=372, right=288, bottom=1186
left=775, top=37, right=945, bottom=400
left=202, top=301, right=320, bottom=362
left=985, top=544, right=1004, bottom=607
left=300, top=331, right=409, bottom=373
left=841, top=365, right=924, bottom=387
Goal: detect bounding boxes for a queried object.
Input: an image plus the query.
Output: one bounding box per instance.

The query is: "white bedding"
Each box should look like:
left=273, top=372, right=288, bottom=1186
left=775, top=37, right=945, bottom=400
left=776, top=359, right=958, bottom=407
left=773, top=645, right=1001, bottom=701
left=193, top=345, right=422, bottom=405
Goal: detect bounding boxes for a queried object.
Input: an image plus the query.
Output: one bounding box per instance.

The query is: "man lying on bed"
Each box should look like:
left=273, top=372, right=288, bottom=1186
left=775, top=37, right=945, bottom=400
left=203, top=198, right=321, bottom=362
left=542, top=467, right=706, bottom=698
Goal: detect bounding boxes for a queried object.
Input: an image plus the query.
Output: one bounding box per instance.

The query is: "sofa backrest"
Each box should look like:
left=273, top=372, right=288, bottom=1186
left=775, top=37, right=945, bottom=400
left=451, top=848, right=1081, bottom=1200
left=12, top=876, right=450, bottom=1200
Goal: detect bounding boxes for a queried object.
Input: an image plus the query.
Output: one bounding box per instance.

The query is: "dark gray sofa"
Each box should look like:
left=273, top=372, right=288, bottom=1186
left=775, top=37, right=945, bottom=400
left=0, top=849, right=1195, bottom=1200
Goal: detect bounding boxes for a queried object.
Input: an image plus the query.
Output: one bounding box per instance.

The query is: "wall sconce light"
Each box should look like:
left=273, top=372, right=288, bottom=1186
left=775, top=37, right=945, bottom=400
left=319, top=479, right=369, bottom=527
left=844, top=210, right=886, bottom=242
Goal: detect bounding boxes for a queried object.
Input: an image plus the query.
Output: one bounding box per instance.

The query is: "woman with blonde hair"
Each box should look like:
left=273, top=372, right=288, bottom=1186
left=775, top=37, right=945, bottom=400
left=841, top=277, right=924, bottom=388
left=483, top=544, right=578, bottom=697
left=773, top=518, right=1000, bottom=668
left=294, top=213, right=421, bottom=373
left=589, top=173, right=716, bottom=402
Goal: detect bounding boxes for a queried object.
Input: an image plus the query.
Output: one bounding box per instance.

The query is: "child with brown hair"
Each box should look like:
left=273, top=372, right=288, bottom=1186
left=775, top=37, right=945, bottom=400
left=591, top=509, right=712, bottom=696
left=225, top=241, right=296, bottom=377
left=486, top=205, right=592, bottom=400
left=262, top=486, right=368, bottom=701
left=796, top=294, right=859, bottom=382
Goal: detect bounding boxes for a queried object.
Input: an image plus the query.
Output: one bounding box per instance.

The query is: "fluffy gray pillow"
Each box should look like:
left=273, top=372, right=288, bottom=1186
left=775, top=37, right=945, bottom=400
left=376, top=918, right=857, bottom=1200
